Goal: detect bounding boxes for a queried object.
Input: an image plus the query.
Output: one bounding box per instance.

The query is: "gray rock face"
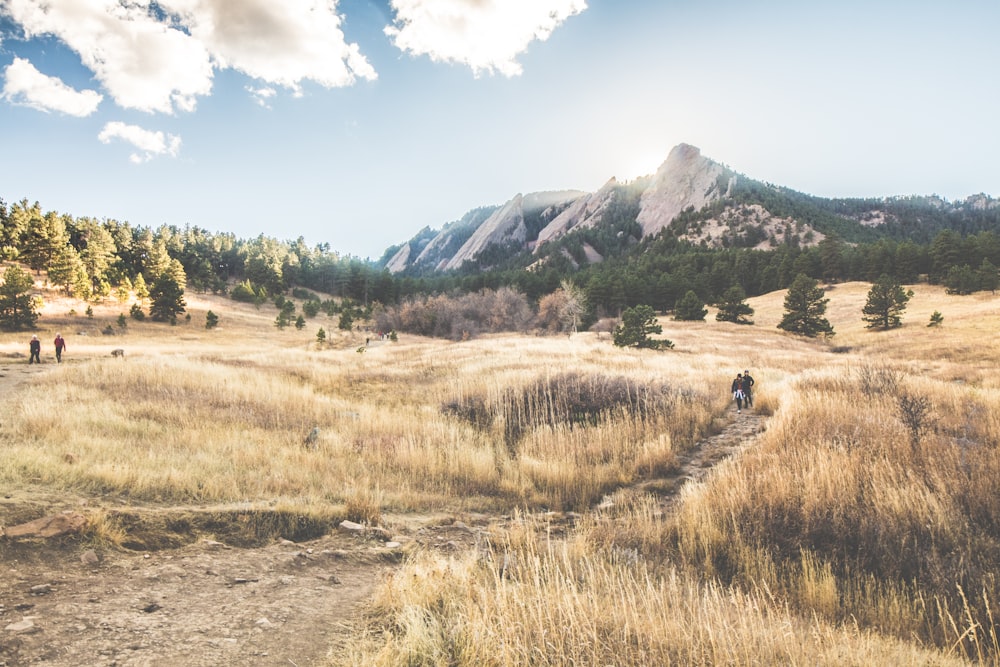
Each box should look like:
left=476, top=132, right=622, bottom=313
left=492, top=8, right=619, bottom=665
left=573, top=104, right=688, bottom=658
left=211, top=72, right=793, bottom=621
left=535, top=178, right=619, bottom=249
left=441, top=190, right=584, bottom=271
left=636, top=143, right=728, bottom=237
left=384, top=143, right=734, bottom=273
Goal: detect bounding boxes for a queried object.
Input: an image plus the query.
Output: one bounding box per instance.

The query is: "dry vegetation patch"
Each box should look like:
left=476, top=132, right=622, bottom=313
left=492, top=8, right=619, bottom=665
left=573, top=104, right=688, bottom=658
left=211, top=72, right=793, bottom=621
left=3, top=283, right=1000, bottom=665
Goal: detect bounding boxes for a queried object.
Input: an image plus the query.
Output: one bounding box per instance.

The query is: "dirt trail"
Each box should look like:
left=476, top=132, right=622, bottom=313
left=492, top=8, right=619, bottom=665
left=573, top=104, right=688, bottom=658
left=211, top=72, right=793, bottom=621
left=0, top=362, right=767, bottom=667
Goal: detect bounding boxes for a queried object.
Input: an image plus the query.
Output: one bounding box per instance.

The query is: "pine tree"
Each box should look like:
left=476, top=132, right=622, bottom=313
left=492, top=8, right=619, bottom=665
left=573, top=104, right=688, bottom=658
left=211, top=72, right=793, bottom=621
left=715, top=285, right=755, bottom=324
left=945, top=264, right=978, bottom=295
left=0, top=265, right=39, bottom=330
left=778, top=273, right=834, bottom=337
left=205, top=310, right=219, bottom=329
left=47, top=245, right=85, bottom=295
left=149, top=273, right=186, bottom=324
left=674, top=290, right=707, bottom=321
left=613, top=304, right=673, bottom=349
left=862, top=274, right=913, bottom=330
left=133, top=273, right=149, bottom=303
left=22, top=210, right=68, bottom=273
left=978, top=258, right=998, bottom=293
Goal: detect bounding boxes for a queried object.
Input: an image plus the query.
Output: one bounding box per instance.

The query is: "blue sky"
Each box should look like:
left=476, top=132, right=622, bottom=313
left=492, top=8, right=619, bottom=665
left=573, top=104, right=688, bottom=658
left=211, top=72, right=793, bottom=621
left=1, top=1, right=998, bottom=259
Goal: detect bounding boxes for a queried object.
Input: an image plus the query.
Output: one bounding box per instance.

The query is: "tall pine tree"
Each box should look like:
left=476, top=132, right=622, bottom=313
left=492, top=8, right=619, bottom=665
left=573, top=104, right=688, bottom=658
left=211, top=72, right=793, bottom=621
left=778, top=273, right=834, bottom=337
left=715, top=285, right=755, bottom=325
left=862, top=274, right=912, bottom=330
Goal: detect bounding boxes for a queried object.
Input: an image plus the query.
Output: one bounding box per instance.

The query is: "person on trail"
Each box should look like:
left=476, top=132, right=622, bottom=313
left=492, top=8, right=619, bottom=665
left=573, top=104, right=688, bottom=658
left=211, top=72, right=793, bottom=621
left=54, top=333, right=66, bottom=363
left=731, top=372, right=745, bottom=413
left=29, top=335, right=41, bottom=364
left=742, top=369, right=755, bottom=407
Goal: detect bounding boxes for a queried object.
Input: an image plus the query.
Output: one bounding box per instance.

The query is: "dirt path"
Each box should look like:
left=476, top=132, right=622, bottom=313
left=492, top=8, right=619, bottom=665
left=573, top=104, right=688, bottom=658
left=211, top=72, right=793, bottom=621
left=0, top=362, right=768, bottom=667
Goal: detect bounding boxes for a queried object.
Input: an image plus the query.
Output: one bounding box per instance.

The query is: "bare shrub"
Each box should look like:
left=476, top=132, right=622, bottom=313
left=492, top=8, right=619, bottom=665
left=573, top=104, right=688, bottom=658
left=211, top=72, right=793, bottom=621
left=375, top=288, right=535, bottom=340
left=855, top=363, right=902, bottom=397
left=589, top=317, right=617, bottom=338
left=444, top=372, right=697, bottom=458
left=897, top=392, right=934, bottom=450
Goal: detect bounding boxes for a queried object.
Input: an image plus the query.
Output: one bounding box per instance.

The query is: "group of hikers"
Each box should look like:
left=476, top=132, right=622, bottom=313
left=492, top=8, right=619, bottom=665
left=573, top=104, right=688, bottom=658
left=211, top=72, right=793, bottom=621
left=28, top=333, right=66, bottom=364
left=731, top=369, right=755, bottom=413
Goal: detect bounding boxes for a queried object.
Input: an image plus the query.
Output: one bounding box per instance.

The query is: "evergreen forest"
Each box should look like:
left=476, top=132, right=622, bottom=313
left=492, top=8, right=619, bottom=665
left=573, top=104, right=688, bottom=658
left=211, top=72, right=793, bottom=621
left=2, top=181, right=998, bottom=334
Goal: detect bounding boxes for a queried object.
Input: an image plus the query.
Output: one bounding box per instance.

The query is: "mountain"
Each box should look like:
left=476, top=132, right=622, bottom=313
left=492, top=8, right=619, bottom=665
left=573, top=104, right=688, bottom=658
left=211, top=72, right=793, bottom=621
left=381, top=143, right=1000, bottom=275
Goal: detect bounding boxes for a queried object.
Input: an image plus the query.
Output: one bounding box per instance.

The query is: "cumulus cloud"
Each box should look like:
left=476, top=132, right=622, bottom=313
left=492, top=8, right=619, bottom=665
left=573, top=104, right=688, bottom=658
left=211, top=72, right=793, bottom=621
left=98, top=121, right=181, bottom=163
left=3, top=0, right=212, bottom=113
left=385, top=0, right=587, bottom=76
left=2, top=0, right=376, bottom=114
left=246, top=85, right=277, bottom=108
left=163, top=0, right=377, bottom=95
left=2, top=57, right=103, bottom=116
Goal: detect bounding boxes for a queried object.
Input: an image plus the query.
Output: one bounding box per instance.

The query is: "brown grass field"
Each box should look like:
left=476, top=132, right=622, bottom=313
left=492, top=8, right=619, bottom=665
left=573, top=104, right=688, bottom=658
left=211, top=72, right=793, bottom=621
left=2, top=278, right=1000, bottom=665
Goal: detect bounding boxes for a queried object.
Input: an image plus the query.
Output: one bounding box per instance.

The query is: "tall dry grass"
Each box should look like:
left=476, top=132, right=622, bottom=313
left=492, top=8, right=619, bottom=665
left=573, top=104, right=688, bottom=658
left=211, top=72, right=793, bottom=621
left=337, top=512, right=971, bottom=667
left=7, top=281, right=1000, bottom=664
left=667, top=363, right=1000, bottom=659
left=0, top=313, right=732, bottom=514
left=334, top=284, right=1000, bottom=665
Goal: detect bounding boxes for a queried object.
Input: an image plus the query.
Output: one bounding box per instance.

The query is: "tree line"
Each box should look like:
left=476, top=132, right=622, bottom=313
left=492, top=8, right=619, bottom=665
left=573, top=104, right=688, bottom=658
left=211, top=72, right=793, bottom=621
left=1, top=192, right=997, bottom=335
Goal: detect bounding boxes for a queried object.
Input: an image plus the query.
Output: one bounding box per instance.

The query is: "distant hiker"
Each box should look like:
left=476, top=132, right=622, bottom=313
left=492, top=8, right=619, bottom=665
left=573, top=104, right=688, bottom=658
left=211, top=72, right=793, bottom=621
left=54, top=333, right=66, bottom=363
left=742, top=369, right=755, bottom=407
left=731, top=372, right=745, bottom=413
left=29, top=335, right=41, bottom=364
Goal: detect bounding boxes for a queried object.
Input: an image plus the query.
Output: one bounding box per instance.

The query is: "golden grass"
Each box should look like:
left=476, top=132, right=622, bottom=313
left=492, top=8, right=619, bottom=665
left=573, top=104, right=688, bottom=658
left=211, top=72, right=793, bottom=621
left=5, top=280, right=1000, bottom=664
left=338, top=516, right=972, bottom=667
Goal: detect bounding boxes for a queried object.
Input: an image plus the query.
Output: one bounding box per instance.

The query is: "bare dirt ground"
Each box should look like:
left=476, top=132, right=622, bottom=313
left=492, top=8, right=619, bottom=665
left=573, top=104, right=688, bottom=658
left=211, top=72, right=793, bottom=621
left=0, top=358, right=765, bottom=667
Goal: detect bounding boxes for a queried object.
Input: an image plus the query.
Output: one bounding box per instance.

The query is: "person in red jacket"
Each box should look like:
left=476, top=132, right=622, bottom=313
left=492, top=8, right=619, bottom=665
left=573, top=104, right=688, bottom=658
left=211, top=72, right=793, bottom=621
left=54, top=333, right=66, bottom=363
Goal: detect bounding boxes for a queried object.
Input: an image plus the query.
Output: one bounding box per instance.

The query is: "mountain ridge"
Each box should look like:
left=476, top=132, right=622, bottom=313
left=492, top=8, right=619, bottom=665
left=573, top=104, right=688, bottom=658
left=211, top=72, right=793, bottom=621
left=381, top=143, right=999, bottom=275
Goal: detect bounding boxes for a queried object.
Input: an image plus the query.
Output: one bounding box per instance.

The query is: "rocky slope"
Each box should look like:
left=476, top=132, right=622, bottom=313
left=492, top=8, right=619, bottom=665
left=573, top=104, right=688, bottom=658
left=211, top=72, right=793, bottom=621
left=382, top=143, right=1000, bottom=274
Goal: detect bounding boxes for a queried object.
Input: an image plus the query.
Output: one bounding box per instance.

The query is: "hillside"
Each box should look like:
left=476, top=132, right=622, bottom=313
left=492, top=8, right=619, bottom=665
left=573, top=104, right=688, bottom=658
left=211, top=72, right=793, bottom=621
left=381, top=143, right=1000, bottom=276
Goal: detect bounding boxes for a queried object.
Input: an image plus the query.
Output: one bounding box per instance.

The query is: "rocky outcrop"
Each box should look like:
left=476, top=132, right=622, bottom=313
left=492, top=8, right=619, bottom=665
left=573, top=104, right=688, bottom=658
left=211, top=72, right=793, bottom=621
left=384, top=243, right=411, bottom=273
left=440, top=191, right=583, bottom=270
left=3, top=511, right=87, bottom=539
left=534, top=178, right=619, bottom=249
left=636, top=143, right=730, bottom=236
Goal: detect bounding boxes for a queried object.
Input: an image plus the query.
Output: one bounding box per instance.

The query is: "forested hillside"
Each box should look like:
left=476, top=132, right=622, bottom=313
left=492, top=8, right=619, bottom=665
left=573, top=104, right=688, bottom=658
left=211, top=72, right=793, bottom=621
left=2, top=181, right=998, bottom=334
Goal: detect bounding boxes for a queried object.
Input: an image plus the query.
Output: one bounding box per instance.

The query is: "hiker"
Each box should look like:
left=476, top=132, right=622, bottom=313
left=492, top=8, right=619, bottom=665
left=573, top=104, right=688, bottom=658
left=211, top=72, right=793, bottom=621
left=742, top=369, right=755, bottom=407
left=731, top=372, right=745, bottom=413
left=29, top=335, right=41, bottom=364
left=54, top=333, right=66, bottom=363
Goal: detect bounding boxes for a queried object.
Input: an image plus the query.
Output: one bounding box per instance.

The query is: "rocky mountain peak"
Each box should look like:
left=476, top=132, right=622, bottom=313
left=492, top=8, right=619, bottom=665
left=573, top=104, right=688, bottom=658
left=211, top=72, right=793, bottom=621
left=636, top=144, right=729, bottom=236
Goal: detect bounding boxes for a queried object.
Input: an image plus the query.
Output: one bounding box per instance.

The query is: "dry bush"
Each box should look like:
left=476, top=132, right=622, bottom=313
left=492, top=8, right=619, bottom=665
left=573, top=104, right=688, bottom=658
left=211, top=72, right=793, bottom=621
left=444, top=371, right=702, bottom=449
left=669, top=368, right=1000, bottom=658
left=338, top=515, right=970, bottom=667
left=855, top=362, right=903, bottom=397
left=375, top=288, right=534, bottom=340
left=441, top=371, right=716, bottom=508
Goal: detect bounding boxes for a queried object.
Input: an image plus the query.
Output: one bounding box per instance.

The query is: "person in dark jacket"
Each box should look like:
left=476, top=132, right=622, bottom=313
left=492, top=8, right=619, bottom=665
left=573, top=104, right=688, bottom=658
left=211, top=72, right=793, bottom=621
left=54, top=333, right=66, bottom=363
left=29, top=335, right=41, bottom=364
left=731, top=372, right=744, bottom=413
left=742, top=369, right=755, bottom=407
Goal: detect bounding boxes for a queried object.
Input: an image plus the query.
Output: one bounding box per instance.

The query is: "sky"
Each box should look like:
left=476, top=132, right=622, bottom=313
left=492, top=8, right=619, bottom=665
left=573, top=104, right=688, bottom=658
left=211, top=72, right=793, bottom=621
left=1, top=1, right=998, bottom=260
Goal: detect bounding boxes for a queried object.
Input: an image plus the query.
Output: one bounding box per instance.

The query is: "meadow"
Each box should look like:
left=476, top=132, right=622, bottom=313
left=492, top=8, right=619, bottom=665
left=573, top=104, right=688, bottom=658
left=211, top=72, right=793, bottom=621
left=2, top=280, right=999, bottom=664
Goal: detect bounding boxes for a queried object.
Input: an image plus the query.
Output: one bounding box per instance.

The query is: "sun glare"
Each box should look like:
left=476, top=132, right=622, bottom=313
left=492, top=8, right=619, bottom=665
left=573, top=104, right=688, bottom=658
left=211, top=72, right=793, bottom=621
left=622, top=152, right=665, bottom=181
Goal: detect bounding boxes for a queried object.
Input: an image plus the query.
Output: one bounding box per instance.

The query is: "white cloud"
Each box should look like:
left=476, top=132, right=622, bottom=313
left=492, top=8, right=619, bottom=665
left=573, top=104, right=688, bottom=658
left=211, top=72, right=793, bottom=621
left=385, top=0, right=587, bottom=76
left=3, top=0, right=213, bottom=113
left=163, top=0, right=377, bottom=94
left=2, top=0, right=376, bottom=114
left=98, top=121, right=181, bottom=163
left=246, top=85, right=277, bottom=108
left=2, top=57, right=103, bottom=116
